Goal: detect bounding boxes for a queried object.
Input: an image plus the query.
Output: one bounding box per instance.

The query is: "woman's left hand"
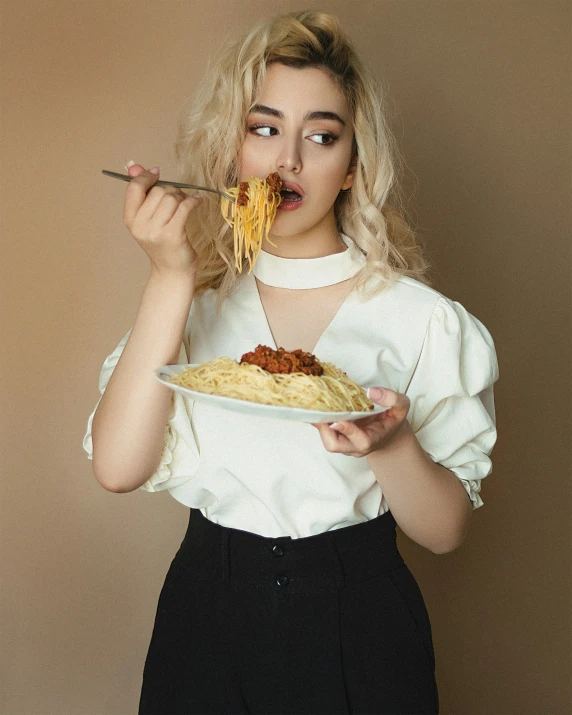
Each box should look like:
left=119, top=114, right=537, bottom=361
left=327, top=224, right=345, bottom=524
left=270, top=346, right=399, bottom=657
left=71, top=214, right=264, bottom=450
left=311, top=387, right=410, bottom=457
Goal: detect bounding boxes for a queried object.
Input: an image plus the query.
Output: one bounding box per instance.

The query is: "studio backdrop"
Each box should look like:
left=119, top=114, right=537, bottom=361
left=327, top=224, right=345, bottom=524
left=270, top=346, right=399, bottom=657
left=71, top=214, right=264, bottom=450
left=1, top=1, right=570, bottom=714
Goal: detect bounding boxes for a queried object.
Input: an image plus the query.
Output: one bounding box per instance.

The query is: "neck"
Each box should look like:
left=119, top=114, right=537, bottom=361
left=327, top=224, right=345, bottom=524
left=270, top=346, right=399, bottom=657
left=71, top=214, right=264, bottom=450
left=263, top=211, right=346, bottom=258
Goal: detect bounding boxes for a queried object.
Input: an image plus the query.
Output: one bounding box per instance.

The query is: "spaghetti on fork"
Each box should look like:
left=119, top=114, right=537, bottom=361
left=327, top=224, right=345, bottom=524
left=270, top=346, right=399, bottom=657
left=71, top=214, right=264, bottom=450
left=221, top=173, right=283, bottom=273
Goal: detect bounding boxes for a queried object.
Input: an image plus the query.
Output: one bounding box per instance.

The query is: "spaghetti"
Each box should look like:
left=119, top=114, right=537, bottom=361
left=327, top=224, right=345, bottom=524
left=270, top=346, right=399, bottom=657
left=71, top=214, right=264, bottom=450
left=167, top=348, right=374, bottom=413
left=221, top=173, right=283, bottom=273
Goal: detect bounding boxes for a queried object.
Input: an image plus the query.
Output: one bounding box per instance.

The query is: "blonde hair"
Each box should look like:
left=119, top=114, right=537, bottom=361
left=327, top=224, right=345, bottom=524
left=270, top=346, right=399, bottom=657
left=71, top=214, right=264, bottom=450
left=175, top=10, right=431, bottom=302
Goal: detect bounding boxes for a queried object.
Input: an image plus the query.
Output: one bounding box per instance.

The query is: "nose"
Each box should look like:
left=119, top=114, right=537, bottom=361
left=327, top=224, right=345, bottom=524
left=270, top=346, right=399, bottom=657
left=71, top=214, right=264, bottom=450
left=275, top=136, right=302, bottom=174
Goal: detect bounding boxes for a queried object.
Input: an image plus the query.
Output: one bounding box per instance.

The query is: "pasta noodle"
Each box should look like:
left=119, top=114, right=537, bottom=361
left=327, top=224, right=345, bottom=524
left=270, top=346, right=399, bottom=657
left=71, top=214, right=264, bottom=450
left=221, top=173, right=283, bottom=273
left=167, top=356, right=374, bottom=413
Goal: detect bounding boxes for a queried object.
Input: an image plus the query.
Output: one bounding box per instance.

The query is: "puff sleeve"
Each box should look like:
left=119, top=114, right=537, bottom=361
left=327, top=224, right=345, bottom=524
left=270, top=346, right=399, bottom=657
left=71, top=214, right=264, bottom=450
left=406, top=297, right=499, bottom=508
left=82, top=330, right=200, bottom=493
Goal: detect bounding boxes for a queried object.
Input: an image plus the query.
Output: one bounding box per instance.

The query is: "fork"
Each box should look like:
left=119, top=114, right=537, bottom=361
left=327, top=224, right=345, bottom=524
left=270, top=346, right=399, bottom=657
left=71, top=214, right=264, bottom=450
left=102, top=169, right=235, bottom=202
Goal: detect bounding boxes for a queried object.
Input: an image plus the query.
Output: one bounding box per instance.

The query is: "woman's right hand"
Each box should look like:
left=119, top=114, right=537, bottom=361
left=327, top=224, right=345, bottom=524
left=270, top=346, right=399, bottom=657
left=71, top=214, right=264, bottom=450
left=123, top=162, right=203, bottom=277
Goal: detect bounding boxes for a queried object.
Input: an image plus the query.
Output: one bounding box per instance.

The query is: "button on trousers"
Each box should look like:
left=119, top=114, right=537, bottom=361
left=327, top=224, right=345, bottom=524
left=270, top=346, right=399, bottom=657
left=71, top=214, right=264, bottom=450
left=139, top=509, right=439, bottom=714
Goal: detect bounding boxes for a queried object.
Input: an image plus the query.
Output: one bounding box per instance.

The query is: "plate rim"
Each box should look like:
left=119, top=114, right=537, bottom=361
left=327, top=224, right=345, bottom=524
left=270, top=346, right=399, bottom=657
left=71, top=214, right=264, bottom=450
left=154, top=363, right=386, bottom=423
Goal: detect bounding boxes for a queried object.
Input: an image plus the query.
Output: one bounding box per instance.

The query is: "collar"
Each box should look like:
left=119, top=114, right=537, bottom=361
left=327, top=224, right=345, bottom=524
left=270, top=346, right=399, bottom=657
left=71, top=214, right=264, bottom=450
left=252, top=234, right=366, bottom=289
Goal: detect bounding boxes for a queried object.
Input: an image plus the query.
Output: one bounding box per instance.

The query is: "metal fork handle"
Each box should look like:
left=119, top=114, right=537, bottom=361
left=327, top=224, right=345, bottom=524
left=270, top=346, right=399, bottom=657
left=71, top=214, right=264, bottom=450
left=101, top=170, right=235, bottom=202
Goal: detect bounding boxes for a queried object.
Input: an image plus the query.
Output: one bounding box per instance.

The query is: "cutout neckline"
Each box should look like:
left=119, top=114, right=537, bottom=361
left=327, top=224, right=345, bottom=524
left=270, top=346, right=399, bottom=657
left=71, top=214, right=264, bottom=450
left=252, top=234, right=365, bottom=289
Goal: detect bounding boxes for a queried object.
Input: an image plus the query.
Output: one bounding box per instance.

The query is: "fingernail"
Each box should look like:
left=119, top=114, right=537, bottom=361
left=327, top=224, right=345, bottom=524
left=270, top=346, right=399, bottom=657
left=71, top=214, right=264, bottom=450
left=125, top=160, right=135, bottom=170
left=149, top=165, right=160, bottom=175
left=367, top=387, right=384, bottom=400
left=330, top=422, right=341, bottom=430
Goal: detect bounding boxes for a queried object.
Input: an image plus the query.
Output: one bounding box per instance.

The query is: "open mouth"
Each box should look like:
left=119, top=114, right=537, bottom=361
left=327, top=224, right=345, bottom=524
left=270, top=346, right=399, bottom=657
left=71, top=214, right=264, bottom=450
left=280, top=188, right=303, bottom=203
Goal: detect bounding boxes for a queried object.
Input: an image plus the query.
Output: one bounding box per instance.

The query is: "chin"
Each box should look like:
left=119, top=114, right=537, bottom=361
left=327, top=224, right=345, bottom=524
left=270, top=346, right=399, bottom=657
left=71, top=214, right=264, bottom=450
left=268, top=222, right=304, bottom=239
left=268, top=229, right=309, bottom=242
left=270, top=216, right=322, bottom=239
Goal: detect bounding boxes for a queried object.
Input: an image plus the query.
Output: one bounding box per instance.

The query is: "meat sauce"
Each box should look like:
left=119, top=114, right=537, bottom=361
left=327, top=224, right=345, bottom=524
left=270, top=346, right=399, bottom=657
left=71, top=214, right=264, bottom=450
left=236, top=172, right=282, bottom=207
left=240, top=345, right=324, bottom=377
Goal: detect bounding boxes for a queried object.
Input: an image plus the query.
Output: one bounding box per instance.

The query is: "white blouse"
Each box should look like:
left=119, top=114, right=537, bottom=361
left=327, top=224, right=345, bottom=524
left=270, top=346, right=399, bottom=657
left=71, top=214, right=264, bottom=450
left=83, top=236, right=499, bottom=538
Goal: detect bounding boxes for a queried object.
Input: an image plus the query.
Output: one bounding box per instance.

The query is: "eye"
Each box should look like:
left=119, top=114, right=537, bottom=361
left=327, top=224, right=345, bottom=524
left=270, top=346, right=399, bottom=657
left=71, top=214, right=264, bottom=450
left=308, top=133, right=338, bottom=146
left=248, top=124, right=277, bottom=137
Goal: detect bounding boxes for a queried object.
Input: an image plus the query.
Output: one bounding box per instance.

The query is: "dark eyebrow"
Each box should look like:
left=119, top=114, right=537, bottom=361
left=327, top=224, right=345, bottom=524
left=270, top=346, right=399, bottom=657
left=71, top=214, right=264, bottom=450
left=249, top=104, right=346, bottom=127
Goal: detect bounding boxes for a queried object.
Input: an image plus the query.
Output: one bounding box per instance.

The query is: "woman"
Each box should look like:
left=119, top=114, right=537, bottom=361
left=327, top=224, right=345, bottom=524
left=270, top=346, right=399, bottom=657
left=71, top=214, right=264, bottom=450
left=84, top=10, right=498, bottom=714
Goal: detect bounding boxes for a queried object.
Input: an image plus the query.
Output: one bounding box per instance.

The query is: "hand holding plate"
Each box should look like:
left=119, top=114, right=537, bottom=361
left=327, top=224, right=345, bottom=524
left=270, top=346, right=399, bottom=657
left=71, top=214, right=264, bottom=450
left=311, top=387, right=410, bottom=457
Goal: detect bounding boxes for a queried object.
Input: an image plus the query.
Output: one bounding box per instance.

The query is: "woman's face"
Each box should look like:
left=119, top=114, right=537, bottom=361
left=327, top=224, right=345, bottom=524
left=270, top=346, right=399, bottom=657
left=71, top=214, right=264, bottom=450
left=238, top=63, right=356, bottom=248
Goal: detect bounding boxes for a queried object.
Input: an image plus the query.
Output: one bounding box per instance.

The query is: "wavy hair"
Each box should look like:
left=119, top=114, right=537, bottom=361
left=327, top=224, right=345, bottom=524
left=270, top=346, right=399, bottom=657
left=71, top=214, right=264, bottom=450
left=175, top=10, right=431, bottom=303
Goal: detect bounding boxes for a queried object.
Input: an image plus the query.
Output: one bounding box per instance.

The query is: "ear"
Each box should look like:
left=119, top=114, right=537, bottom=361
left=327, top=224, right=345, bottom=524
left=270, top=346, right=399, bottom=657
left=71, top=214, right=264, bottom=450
left=341, top=153, right=358, bottom=191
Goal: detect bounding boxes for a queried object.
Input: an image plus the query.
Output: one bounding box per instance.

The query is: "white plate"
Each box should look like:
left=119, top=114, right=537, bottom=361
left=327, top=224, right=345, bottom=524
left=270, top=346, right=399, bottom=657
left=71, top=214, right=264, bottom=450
left=154, top=364, right=387, bottom=423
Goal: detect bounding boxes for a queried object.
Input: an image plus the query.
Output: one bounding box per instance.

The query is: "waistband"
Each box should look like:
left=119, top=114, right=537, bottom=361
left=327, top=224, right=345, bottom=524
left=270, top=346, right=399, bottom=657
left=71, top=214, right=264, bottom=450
left=173, top=509, right=404, bottom=590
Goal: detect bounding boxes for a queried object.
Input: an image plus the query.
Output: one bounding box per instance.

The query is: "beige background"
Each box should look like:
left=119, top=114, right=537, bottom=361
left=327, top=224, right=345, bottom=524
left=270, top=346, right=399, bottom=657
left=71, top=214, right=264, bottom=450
left=1, top=1, right=570, bottom=713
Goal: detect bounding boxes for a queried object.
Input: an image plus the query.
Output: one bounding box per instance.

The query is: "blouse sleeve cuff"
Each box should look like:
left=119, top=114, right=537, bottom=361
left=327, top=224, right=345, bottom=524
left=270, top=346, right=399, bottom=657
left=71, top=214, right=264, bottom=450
left=447, top=469, right=484, bottom=510
left=138, top=422, right=176, bottom=492
left=84, top=331, right=198, bottom=494
left=82, top=397, right=102, bottom=461
left=138, top=389, right=200, bottom=493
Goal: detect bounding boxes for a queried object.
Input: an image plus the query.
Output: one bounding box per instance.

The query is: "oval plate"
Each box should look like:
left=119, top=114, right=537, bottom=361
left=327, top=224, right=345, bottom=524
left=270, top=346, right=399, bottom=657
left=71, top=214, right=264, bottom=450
left=154, top=364, right=387, bottom=423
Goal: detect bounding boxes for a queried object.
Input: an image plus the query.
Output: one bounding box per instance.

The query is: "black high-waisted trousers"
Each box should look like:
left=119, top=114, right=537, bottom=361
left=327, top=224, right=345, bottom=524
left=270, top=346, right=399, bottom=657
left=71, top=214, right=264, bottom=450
left=139, top=509, right=439, bottom=715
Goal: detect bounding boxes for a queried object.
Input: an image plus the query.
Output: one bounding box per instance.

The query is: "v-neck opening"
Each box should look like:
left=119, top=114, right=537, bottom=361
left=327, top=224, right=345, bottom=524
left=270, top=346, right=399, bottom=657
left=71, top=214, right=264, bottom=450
left=252, top=277, right=278, bottom=351
left=252, top=276, right=354, bottom=356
